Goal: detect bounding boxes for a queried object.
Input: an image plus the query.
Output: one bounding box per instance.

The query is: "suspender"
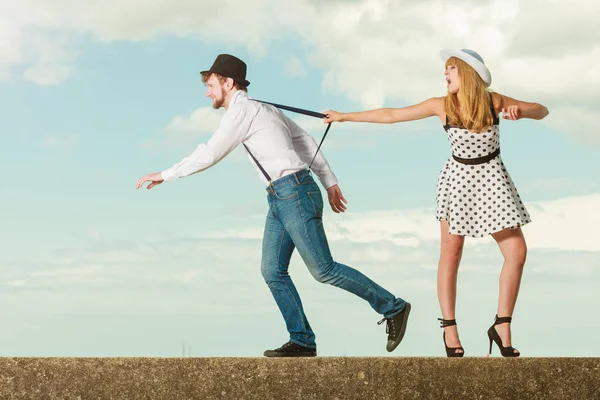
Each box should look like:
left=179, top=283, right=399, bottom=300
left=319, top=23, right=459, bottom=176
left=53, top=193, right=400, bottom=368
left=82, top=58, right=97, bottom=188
left=243, top=142, right=273, bottom=182
left=243, top=100, right=332, bottom=183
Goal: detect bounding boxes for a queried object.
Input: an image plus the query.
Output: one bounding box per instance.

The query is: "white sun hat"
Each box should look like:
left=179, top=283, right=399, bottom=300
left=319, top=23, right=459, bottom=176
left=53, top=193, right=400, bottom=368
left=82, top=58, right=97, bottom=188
left=440, top=48, right=492, bottom=87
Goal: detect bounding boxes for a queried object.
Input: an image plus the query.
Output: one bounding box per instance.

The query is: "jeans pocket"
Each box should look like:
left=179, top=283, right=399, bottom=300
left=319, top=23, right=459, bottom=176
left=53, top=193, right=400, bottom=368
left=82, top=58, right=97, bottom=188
left=272, top=186, right=298, bottom=201
left=297, top=171, right=315, bottom=185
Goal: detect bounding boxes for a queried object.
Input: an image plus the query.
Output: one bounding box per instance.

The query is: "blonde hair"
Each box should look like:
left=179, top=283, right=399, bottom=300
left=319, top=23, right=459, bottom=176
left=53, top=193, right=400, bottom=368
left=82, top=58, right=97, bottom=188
left=444, top=57, right=493, bottom=133
left=201, top=72, right=248, bottom=92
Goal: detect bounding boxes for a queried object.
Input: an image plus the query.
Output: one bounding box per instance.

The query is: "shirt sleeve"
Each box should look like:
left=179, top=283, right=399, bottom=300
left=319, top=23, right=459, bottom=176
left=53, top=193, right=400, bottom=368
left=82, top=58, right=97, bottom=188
left=160, top=104, right=255, bottom=181
left=287, top=116, right=338, bottom=189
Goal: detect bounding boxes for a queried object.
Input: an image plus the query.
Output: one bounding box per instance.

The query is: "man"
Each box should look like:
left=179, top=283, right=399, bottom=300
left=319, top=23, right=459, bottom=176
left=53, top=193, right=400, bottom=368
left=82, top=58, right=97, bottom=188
left=136, top=54, right=411, bottom=357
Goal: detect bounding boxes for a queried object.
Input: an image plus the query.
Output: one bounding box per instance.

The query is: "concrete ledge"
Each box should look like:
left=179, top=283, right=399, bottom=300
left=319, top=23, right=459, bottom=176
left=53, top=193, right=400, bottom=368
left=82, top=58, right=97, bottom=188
left=1, top=357, right=599, bottom=399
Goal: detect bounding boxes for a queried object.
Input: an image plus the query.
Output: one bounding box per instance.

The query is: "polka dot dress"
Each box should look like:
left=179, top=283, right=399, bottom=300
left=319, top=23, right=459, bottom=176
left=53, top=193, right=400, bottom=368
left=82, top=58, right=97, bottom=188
left=435, top=107, right=531, bottom=238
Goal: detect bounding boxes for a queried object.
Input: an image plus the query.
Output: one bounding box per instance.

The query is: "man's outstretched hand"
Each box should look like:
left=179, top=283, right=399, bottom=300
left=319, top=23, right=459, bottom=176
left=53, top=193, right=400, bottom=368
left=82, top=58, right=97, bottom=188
left=327, top=184, right=348, bottom=213
left=136, top=172, right=164, bottom=190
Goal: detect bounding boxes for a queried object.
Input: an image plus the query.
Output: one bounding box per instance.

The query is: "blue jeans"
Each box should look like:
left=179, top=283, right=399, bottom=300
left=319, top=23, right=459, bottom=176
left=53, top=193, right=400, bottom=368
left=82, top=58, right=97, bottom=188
left=261, top=170, right=406, bottom=348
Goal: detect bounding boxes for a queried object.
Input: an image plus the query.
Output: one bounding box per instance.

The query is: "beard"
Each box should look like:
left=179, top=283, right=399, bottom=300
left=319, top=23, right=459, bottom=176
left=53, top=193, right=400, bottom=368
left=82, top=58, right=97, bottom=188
left=212, top=97, right=224, bottom=109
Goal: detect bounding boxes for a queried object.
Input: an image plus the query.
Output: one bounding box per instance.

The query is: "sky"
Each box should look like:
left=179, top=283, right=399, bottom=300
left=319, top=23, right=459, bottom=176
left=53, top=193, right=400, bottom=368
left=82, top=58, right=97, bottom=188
left=1, top=0, right=599, bottom=358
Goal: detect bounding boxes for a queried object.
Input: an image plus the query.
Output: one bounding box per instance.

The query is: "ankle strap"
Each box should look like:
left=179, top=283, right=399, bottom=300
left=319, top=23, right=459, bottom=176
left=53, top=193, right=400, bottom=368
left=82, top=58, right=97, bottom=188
left=438, top=318, right=457, bottom=328
left=494, top=315, right=512, bottom=325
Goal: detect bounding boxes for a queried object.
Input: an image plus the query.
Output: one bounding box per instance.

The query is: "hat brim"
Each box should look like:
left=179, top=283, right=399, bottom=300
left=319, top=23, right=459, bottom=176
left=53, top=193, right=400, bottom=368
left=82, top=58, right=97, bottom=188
left=200, top=68, right=250, bottom=87
left=440, top=49, right=491, bottom=87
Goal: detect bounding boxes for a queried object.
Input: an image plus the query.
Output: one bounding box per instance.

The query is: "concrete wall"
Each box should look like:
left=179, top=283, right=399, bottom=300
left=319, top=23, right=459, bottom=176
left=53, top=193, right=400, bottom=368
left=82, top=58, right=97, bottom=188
left=1, top=357, right=599, bottom=399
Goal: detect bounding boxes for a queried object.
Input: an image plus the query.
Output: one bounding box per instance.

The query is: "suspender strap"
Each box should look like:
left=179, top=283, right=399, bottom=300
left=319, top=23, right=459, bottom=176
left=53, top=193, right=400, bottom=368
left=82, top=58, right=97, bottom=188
left=308, top=121, right=332, bottom=169
left=254, top=100, right=327, bottom=119
left=243, top=143, right=271, bottom=182
left=243, top=99, right=332, bottom=183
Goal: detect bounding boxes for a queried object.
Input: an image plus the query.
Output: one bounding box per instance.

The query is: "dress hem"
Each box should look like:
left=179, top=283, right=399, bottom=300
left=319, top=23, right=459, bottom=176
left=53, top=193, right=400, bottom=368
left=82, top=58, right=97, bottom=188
left=436, top=217, right=531, bottom=238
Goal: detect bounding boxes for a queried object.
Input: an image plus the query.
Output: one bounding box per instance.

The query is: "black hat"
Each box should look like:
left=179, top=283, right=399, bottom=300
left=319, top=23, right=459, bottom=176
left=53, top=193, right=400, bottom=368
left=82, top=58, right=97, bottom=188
left=200, top=54, right=250, bottom=87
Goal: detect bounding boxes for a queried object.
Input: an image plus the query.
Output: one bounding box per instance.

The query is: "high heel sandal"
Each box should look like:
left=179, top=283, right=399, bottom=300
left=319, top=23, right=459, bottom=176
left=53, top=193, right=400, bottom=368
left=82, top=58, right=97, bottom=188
left=487, top=315, right=520, bottom=357
left=438, top=318, right=465, bottom=357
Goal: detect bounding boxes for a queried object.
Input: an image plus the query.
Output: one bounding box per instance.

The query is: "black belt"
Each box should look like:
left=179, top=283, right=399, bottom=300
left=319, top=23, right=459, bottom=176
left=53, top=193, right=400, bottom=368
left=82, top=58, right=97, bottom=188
left=452, top=148, right=500, bottom=165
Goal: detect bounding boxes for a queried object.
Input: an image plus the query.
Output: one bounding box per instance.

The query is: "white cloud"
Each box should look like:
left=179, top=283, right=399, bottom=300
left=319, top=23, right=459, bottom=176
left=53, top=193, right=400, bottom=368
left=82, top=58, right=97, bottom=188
left=506, top=0, right=600, bottom=59
left=143, top=106, right=243, bottom=153
left=164, top=107, right=223, bottom=135
left=0, top=2, right=78, bottom=85
left=523, top=194, right=600, bottom=252
left=0, top=279, right=26, bottom=287
left=0, top=3, right=25, bottom=81
left=326, top=209, right=438, bottom=246
left=21, top=33, right=77, bottom=85
left=163, top=106, right=224, bottom=148
left=297, top=0, right=598, bottom=145
left=3, top=0, right=598, bottom=145
left=541, top=105, right=600, bottom=146
left=0, top=0, right=311, bottom=83
left=5, top=190, right=598, bottom=295
left=28, top=265, right=102, bottom=277
left=153, top=106, right=250, bottom=162
left=334, top=193, right=600, bottom=252
left=23, top=60, right=72, bottom=85
left=199, top=192, right=600, bottom=253
left=0, top=236, right=265, bottom=295
left=286, top=56, right=307, bottom=79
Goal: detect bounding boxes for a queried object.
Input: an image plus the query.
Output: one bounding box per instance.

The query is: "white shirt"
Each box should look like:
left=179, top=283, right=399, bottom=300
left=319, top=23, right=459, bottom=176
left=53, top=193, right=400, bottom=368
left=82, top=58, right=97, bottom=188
left=160, top=90, right=338, bottom=189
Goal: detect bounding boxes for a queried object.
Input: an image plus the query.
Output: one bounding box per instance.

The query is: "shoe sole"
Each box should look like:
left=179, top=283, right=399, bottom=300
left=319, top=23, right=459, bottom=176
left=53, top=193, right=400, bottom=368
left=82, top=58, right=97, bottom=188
left=387, top=302, right=411, bottom=352
left=263, top=351, right=317, bottom=357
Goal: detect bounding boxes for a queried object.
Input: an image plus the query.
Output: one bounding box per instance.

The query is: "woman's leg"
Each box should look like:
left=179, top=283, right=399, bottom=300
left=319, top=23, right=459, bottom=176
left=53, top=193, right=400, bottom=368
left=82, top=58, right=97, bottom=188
left=490, top=227, right=527, bottom=353
left=437, top=220, right=465, bottom=352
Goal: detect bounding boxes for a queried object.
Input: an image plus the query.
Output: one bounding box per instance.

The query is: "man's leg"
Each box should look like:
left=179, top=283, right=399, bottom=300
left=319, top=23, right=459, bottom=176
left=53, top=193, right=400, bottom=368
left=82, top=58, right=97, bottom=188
left=274, top=173, right=411, bottom=351
left=261, top=201, right=316, bottom=356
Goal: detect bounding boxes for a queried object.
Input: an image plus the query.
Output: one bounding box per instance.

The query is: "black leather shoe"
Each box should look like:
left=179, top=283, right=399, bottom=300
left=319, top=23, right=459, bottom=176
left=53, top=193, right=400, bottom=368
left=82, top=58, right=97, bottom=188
left=263, top=341, right=317, bottom=357
left=378, top=302, right=411, bottom=352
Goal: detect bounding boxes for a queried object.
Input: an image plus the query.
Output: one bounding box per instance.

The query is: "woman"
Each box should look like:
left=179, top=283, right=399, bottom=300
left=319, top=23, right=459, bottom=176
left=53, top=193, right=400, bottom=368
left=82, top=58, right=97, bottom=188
left=323, top=49, right=549, bottom=357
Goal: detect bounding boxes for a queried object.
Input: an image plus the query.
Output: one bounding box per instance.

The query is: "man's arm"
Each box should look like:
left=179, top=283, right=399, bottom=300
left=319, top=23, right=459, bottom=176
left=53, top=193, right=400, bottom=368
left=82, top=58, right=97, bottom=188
left=287, top=116, right=348, bottom=213
left=287, top=116, right=338, bottom=189
left=160, top=104, right=255, bottom=181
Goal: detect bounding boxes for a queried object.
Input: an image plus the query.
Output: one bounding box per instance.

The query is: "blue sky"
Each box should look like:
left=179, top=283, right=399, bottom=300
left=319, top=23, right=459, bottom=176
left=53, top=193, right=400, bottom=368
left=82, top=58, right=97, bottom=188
left=1, top=0, right=599, bottom=357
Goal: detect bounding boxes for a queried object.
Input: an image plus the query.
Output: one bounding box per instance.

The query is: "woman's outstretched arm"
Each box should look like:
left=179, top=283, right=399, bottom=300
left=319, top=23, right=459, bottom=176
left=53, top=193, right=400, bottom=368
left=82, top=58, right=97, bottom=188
left=323, top=97, right=444, bottom=125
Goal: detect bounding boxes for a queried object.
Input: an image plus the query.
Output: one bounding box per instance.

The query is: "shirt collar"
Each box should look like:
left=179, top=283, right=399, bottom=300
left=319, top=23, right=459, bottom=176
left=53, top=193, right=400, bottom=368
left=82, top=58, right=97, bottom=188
left=230, top=90, right=248, bottom=105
